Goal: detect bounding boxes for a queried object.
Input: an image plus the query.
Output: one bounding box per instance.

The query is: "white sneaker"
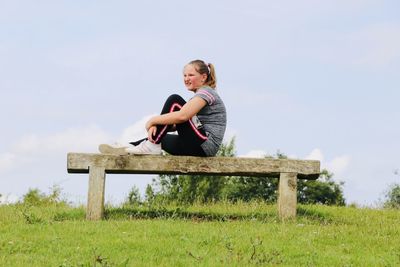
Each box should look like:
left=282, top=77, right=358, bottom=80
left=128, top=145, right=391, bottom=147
left=126, top=140, right=162, bottom=155
left=98, top=143, right=130, bottom=155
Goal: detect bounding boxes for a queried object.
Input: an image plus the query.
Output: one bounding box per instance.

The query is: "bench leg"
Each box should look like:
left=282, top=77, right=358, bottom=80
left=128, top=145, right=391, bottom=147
left=87, top=166, right=106, bottom=220
left=278, top=172, right=297, bottom=220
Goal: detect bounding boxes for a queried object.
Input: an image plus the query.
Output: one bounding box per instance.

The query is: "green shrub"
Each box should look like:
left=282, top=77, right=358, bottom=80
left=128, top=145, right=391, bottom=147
left=384, top=183, right=400, bottom=209
left=21, top=186, right=67, bottom=207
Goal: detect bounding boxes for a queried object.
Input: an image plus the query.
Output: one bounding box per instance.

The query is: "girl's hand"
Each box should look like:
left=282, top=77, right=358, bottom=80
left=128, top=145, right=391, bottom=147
left=145, top=119, right=153, bottom=131
left=147, top=126, right=157, bottom=142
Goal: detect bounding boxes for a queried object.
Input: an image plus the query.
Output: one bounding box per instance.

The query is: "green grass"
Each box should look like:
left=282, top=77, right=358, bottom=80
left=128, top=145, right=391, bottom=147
left=0, top=202, right=399, bottom=266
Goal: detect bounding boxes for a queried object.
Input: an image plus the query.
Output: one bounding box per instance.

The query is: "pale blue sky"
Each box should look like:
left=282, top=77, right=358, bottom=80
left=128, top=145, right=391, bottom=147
left=1, top=0, right=399, bottom=205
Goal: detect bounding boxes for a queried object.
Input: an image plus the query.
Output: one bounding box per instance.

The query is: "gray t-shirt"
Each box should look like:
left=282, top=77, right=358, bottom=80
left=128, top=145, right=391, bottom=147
left=193, top=86, right=227, bottom=156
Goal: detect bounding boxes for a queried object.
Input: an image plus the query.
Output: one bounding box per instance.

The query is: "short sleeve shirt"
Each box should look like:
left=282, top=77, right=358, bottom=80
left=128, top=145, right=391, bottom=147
left=193, top=86, right=227, bottom=156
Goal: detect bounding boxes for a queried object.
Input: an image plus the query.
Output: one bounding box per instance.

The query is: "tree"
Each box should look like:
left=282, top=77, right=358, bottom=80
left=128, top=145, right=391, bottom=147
left=222, top=151, right=284, bottom=203
left=384, top=183, right=400, bottom=209
left=223, top=169, right=345, bottom=205
left=223, top=176, right=278, bottom=202
left=297, top=169, right=345, bottom=206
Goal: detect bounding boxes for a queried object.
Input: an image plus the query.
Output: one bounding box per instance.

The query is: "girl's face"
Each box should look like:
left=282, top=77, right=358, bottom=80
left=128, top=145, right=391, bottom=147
left=183, top=64, right=207, bottom=92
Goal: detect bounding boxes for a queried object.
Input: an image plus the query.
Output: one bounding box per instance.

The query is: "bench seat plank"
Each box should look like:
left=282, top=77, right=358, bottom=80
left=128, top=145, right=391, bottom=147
left=67, top=153, right=320, bottom=180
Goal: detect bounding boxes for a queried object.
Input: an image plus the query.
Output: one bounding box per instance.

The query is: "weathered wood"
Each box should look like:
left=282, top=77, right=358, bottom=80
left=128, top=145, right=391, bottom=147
left=278, top=172, right=297, bottom=220
left=67, top=153, right=320, bottom=220
left=67, top=153, right=320, bottom=179
left=87, top=166, right=106, bottom=220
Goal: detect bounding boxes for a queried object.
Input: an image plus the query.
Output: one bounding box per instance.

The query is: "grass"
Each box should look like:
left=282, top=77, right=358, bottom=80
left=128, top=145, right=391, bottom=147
left=0, top=202, right=399, bottom=266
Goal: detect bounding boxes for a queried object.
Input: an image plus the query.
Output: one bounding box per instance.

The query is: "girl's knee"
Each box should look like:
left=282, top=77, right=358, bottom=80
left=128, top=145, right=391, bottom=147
left=166, top=94, right=185, bottom=103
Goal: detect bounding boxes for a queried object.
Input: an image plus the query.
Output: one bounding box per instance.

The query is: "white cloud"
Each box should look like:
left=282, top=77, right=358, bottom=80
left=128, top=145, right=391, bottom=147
left=305, top=148, right=324, bottom=162
left=0, top=153, right=16, bottom=172
left=306, top=148, right=350, bottom=176
left=0, top=124, right=110, bottom=174
left=0, top=193, right=19, bottom=205
left=239, top=150, right=267, bottom=158
left=14, top=124, right=110, bottom=155
left=327, top=155, right=351, bottom=175
left=118, top=115, right=155, bottom=144
left=0, top=118, right=154, bottom=203
left=1, top=116, right=154, bottom=174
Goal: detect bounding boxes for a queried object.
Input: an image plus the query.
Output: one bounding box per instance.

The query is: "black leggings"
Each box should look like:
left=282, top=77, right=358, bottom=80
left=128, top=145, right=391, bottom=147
left=149, top=94, right=207, bottom=156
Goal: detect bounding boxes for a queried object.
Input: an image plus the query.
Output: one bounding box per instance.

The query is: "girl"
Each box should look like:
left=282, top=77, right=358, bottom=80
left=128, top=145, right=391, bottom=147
left=99, top=59, right=226, bottom=157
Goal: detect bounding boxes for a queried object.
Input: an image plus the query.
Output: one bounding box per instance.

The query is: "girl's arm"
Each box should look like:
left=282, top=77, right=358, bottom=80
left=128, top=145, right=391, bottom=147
left=145, top=96, right=207, bottom=131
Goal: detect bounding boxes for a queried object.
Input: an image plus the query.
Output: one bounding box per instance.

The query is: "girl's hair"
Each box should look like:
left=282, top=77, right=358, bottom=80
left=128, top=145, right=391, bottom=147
left=188, top=59, right=217, bottom=89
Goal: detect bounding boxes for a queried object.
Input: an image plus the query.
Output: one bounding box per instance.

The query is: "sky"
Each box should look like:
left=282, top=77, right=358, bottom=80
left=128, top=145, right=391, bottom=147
left=1, top=0, right=399, bottom=206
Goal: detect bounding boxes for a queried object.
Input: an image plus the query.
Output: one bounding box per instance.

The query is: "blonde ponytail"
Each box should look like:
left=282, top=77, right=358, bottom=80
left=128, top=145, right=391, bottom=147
left=188, top=59, right=217, bottom=89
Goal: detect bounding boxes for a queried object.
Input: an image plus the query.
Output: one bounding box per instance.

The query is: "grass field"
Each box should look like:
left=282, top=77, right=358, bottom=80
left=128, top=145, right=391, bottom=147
left=0, top=202, right=399, bottom=266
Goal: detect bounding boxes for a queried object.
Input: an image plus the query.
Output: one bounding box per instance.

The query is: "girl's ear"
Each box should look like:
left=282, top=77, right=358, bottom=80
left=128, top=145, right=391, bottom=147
left=202, top=73, right=208, bottom=81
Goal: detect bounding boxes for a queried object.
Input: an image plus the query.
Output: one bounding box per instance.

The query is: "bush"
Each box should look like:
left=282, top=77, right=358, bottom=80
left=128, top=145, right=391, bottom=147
left=125, top=186, right=142, bottom=206
left=21, top=186, right=65, bottom=206
left=384, top=183, right=400, bottom=209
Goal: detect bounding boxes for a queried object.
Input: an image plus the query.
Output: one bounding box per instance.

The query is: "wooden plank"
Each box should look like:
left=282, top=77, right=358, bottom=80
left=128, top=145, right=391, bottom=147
left=67, top=153, right=320, bottom=179
left=86, top=166, right=106, bottom=221
left=278, top=172, right=297, bottom=220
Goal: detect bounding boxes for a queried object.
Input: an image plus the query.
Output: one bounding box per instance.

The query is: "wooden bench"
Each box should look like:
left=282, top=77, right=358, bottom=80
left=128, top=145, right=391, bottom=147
left=67, top=153, right=320, bottom=220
